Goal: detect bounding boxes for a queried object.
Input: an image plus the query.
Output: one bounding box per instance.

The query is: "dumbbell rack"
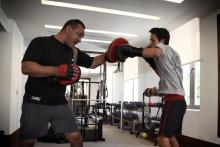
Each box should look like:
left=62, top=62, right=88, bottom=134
left=141, top=93, right=163, bottom=146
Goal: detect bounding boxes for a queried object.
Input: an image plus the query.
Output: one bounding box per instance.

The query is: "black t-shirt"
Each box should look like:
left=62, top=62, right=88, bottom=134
left=22, top=36, right=94, bottom=105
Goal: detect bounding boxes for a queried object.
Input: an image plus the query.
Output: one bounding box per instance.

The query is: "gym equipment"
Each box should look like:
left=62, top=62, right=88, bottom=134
left=138, top=93, right=163, bottom=146
left=116, top=44, right=143, bottom=62
left=73, top=98, right=105, bottom=141
left=144, top=87, right=158, bottom=97
left=111, top=101, right=145, bottom=134
left=141, top=132, right=148, bottom=139
left=69, top=79, right=107, bottom=141
left=46, top=64, right=81, bottom=85
left=58, top=64, right=81, bottom=85
left=57, top=64, right=73, bottom=78
left=105, top=38, right=129, bottom=63
left=37, top=127, right=68, bottom=144
left=148, top=102, right=163, bottom=107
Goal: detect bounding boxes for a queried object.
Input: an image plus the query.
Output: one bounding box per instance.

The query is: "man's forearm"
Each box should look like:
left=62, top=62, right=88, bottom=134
left=22, top=61, right=57, bottom=77
left=90, top=54, right=106, bottom=69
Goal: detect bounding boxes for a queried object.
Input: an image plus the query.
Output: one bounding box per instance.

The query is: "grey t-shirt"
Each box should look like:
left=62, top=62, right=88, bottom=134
left=154, top=43, right=185, bottom=96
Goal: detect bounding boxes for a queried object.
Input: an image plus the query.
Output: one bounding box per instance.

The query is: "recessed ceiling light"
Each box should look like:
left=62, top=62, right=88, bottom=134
left=45, top=25, right=62, bottom=30
left=44, top=25, right=111, bottom=43
left=82, top=39, right=111, bottom=44
left=41, top=0, right=160, bottom=20
left=163, top=0, right=184, bottom=3
left=86, top=29, right=138, bottom=38
left=44, top=25, right=138, bottom=37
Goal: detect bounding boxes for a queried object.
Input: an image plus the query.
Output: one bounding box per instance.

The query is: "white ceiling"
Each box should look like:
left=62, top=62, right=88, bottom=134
left=1, top=0, right=220, bottom=52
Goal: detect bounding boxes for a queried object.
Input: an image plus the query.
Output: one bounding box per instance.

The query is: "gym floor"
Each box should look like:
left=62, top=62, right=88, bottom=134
left=35, top=125, right=155, bottom=147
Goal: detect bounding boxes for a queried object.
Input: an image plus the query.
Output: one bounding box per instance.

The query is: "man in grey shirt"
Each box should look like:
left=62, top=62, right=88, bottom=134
left=116, top=28, right=186, bottom=147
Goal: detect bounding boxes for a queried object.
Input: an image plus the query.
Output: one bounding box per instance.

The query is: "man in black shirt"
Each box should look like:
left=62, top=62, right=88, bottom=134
left=20, top=19, right=107, bottom=147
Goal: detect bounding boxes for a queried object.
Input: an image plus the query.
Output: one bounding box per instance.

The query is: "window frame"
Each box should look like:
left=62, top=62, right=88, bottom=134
left=182, top=61, right=200, bottom=109
left=123, top=78, right=139, bottom=102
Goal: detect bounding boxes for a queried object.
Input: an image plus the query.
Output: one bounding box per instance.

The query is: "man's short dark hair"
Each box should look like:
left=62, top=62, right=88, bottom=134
left=149, top=28, right=170, bottom=45
left=61, top=19, right=85, bottom=31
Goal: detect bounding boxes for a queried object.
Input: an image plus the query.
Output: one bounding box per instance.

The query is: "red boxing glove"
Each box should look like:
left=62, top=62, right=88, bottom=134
left=57, top=64, right=73, bottom=80
left=58, top=64, right=81, bottom=85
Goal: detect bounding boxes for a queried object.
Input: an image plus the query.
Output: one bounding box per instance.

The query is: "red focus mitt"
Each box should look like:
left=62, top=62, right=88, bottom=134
left=105, top=37, right=129, bottom=63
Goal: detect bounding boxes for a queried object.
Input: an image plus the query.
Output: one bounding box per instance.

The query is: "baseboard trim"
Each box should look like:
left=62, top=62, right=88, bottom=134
left=1, top=129, right=220, bottom=147
left=177, top=135, right=220, bottom=147
left=0, top=129, right=20, bottom=147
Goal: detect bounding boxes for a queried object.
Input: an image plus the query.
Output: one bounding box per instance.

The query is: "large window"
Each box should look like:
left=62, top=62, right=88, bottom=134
left=182, top=64, right=191, bottom=105
left=182, top=61, right=200, bottom=109
left=124, top=78, right=139, bottom=102
left=194, top=62, right=200, bottom=106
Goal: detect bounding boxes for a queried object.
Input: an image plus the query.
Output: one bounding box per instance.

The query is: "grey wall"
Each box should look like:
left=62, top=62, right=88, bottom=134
left=0, top=21, right=12, bottom=135
left=0, top=17, right=24, bottom=134
left=199, top=9, right=220, bottom=144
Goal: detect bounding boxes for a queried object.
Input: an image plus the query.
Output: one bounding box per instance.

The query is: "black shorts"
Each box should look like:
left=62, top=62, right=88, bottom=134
left=19, top=103, right=80, bottom=140
left=159, top=99, right=186, bottom=137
